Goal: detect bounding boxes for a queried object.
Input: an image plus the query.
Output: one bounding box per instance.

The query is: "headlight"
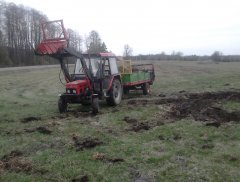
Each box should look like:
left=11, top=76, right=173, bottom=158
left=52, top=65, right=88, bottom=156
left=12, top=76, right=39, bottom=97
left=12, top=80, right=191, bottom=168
left=67, top=89, right=71, bottom=93
left=73, top=90, right=76, bottom=94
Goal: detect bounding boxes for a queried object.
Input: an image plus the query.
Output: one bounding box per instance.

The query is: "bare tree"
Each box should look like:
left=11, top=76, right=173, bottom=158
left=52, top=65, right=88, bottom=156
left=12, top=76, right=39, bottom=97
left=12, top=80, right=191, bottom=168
left=123, top=44, right=133, bottom=58
left=211, top=51, right=223, bottom=62
left=67, top=28, right=82, bottom=52
left=85, top=30, right=107, bottom=53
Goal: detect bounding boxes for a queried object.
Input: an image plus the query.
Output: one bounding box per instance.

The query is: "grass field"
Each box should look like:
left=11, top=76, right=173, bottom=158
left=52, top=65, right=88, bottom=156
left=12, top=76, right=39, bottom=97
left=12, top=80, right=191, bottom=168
left=0, top=61, right=240, bottom=181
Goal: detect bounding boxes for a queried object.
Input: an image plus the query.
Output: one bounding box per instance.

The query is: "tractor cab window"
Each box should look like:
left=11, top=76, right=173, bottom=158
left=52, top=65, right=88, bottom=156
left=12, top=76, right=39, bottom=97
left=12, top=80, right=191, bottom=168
left=74, top=58, right=90, bottom=74
left=90, top=58, right=101, bottom=77
left=109, top=57, right=119, bottom=74
left=103, top=58, right=110, bottom=76
left=74, top=57, right=101, bottom=77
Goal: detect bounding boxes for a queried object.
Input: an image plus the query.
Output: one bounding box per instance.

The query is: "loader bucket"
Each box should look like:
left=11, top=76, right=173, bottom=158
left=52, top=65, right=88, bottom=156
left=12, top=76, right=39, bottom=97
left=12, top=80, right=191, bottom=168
left=35, top=20, right=68, bottom=55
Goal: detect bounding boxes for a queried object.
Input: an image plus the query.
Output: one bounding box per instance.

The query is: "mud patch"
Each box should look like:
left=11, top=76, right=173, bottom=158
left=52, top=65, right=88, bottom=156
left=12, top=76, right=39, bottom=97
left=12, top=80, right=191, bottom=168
left=0, top=150, right=32, bottom=173
left=21, top=116, right=41, bottom=123
left=127, top=91, right=240, bottom=125
left=36, top=126, right=52, bottom=134
left=123, top=116, right=138, bottom=124
left=202, top=144, right=214, bottom=149
left=25, top=126, right=52, bottom=134
left=168, top=101, right=240, bottom=123
left=92, top=152, right=124, bottom=163
left=72, top=135, right=103, bottom=151
left=229, top=156, right=238, bottom=162
left=72, top=175, right=89, bottom=182
left=123, top=117, right=151, bottom=132
left=129, top=122, right=150, bottom=132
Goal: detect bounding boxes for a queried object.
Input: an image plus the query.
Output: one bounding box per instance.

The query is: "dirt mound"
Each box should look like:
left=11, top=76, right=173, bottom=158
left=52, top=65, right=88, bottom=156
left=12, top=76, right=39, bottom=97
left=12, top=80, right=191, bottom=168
left=127, top=91, right=240, bottom=125
left=72, top=135, right=103, bottom=151
left=72, top=175, right=89, bottom=182
left=0, top=150, right=32, bottom=173
left=21, top=116, right=41, bottom=123
left=130, top=122, right=150, bottom=132
left=25, top=126, right=52, bottom=134
left=92, top=152, right=124, bottom=163
left=123, top=117, right=151, bottom=132
left=127, top=91, right=240, bottom=106
left=36, top=126, right=52, bottom=134
left=123, top=116, right=138, bottom=124
left=168, top=98, right=240, bottom=124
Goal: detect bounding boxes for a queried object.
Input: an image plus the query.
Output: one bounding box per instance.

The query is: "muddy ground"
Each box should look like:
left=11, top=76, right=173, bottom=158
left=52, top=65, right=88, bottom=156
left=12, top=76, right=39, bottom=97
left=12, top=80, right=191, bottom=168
left=127, top=91, right=240, bottom=127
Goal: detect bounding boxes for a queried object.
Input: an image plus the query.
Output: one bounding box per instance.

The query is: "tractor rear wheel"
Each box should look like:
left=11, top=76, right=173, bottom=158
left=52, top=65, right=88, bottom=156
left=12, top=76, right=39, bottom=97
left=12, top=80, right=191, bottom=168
left=58, top=97, right=67, bottom=113
left=106, top=79, right=123, bottom=106
left=92, top=97, right=99, bottom=114
left=142, top=83, right=150, bottom=95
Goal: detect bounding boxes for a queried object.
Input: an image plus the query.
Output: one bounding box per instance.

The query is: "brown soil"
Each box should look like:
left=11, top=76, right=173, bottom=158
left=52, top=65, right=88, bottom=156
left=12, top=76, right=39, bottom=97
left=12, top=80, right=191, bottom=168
left=129, top=122, right=150, bottom=132
left=21, top=116, right=41, bottom=123
left=36, top=126, right=52, bottom=134
left=123, top=117, right=151, bottom=132
left=25, top=126, right=52, bottom=134
left=202, top=144, right=214, bottom=149
left=72, top=175, right=89, bottom=182
left=72, top=135, right=103, bottom=151
left=127, top=91, right=240, bottom=125
left=0, top=150, right=32, bottom=173
left=92, top=152, right=124, bottom=163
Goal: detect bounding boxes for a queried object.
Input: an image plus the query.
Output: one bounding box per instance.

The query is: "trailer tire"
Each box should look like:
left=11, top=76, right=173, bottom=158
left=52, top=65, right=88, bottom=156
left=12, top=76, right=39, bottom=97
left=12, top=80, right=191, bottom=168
left=92, top=97, right=99, bottom=114
left=143, top=83, right=150, bottom=95
left=58, top=97, right=67, bottom=113
left=107, top=79, right=122, bottom=106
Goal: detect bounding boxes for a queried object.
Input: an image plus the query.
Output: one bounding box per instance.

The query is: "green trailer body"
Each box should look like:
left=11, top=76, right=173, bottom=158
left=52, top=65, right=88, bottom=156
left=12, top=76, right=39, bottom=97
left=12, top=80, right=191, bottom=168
left=120, top=63, right=155, bottom=95
left=121, top=71, right=151, bottom=85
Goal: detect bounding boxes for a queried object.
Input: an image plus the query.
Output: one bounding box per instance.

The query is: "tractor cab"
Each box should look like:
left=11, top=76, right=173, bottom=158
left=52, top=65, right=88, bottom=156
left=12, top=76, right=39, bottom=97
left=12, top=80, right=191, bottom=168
left=72, top=53, right=119, bottom=92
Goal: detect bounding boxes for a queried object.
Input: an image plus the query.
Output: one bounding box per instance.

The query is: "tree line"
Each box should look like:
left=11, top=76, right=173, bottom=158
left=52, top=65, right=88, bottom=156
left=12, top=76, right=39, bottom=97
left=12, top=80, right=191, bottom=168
left=0, top=0, right=108, bottom=67
left=128, top=51, right=240, bottom=62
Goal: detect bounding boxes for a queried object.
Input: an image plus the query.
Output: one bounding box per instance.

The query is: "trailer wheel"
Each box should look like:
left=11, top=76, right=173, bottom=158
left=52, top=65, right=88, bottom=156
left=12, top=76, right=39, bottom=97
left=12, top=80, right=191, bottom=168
left=107, top=79, right=123, bottom=106
left=92, top=97, right=99, bottom=114
left=58, top=97, right=67, bottom=113
left=142, top=83, right=150, bottom=95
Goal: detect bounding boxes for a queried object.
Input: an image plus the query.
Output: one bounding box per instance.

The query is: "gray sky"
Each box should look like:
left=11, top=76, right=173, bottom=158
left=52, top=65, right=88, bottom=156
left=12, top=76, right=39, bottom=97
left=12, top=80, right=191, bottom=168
left=6, top=0, right=240, bottom=56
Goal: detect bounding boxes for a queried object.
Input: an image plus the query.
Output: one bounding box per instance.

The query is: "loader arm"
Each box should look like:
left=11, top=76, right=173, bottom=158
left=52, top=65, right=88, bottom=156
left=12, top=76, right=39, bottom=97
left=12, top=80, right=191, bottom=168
left=35, top=20, right=93, bottom=84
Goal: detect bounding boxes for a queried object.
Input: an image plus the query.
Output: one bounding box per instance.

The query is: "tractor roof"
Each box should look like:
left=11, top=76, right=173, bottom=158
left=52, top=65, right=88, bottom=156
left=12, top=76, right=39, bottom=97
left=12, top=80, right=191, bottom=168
left=82, top=52, right=116, bottom=58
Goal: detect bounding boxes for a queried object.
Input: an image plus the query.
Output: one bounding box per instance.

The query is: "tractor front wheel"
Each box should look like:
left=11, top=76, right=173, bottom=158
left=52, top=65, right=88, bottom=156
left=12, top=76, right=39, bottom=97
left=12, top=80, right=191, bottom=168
left=107, top=79, right=123, bottom=106
left=92, top=97, right=99, bottom=114
left=58, top=97, right=67, bottom=113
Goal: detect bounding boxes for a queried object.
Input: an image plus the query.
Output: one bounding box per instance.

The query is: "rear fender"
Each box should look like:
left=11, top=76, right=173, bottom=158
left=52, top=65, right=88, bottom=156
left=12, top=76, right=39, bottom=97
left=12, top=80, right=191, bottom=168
left=107, top=75, right=121, bottom=91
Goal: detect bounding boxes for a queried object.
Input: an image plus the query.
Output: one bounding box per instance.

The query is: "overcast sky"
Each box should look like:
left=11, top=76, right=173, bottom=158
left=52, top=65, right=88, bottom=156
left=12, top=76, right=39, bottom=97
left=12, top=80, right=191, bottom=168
left=6, top=0, right=240, bottom=56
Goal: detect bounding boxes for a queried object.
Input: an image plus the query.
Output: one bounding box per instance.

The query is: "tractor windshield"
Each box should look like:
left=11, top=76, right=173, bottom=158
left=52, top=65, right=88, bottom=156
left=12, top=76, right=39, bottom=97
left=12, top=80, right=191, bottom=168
left=74, top=57, right=100, bottom=77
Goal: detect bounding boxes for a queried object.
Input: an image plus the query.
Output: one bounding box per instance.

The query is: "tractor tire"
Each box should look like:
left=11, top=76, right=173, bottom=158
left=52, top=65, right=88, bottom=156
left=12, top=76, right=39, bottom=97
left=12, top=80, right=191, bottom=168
left=92, top=97, right=99, bottom=114
left=142, top=83, right=150, bottom=95
left=106, top=79, right=123, bottom=106
left=58, top=97, right=67, bottom=113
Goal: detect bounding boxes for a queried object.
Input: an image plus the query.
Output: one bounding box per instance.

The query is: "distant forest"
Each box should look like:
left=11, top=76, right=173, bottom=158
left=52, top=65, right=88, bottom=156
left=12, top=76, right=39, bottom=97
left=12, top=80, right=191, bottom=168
left=0, top=1, right=239, bottom=67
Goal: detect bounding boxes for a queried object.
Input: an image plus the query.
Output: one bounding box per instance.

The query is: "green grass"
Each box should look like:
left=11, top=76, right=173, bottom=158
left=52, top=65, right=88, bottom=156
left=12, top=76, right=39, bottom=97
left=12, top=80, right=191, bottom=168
left=0, top=61, right=240, bottom=181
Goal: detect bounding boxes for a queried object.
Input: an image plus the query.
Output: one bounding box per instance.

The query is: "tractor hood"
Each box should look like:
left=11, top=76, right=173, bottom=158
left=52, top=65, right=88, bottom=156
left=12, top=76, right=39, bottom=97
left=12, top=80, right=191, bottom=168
left=65, top=80, right=88, bottom=89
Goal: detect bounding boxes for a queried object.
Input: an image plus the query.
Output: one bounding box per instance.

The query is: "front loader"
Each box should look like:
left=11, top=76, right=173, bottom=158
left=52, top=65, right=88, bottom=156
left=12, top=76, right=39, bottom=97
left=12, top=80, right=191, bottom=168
left=35, top=20, right=123, bottom=113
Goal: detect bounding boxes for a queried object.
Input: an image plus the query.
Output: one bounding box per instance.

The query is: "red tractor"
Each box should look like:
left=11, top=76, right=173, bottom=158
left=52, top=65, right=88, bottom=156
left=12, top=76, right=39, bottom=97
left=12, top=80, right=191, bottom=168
left=35, top=20, right=122, bottom=113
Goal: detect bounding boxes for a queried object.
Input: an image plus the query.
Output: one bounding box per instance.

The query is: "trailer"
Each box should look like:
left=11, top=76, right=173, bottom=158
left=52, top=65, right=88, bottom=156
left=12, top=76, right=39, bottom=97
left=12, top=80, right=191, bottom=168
left=119, top=60, right=155, bottom=95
